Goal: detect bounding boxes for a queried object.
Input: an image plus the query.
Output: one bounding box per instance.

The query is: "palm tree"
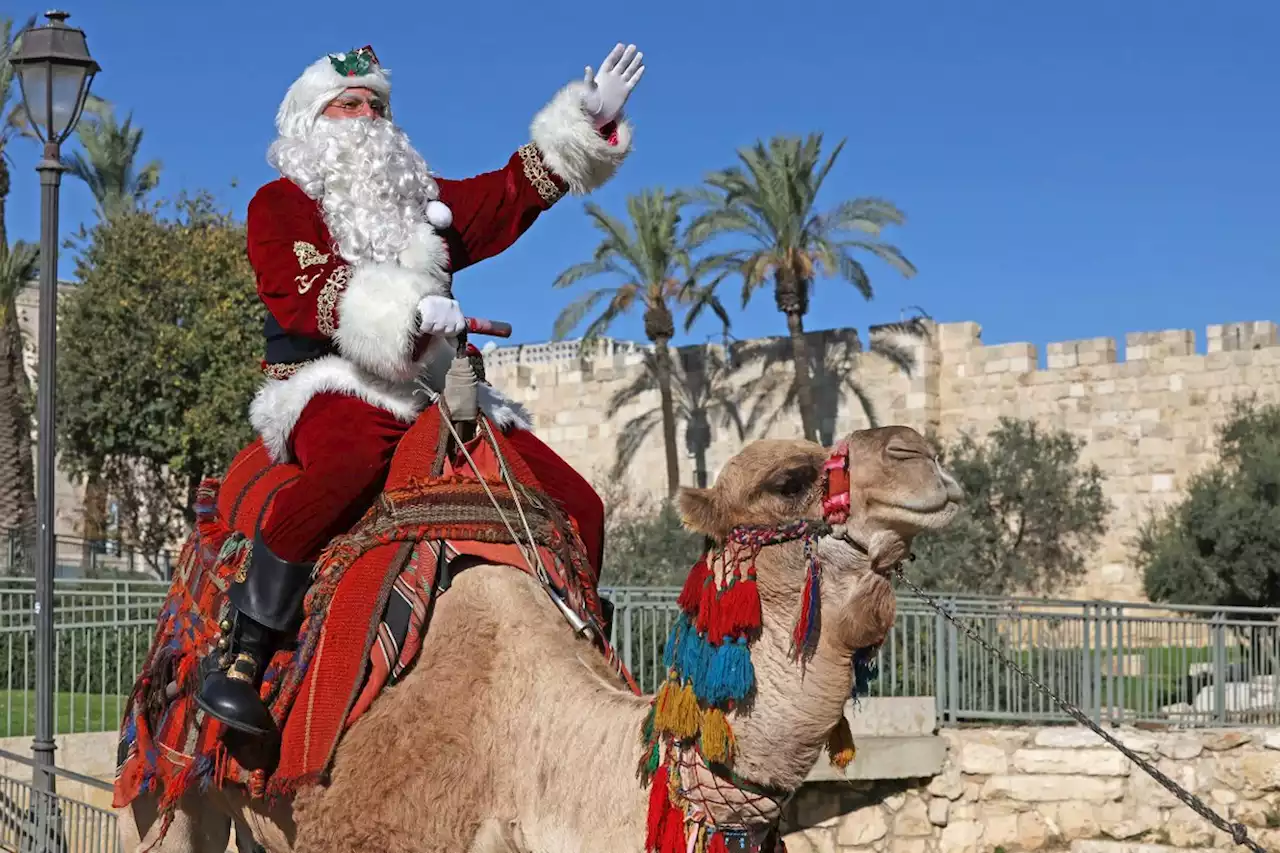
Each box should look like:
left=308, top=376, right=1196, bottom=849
left=686, top=133, right=917, bottom=443
left=606, top=343, right=747, bottom=489
left=551, top=188, right=726, bottom=497
left=735, top=315, right=930, bottom=445
left=0, top=240, right=37, bottom=569
left=61, top=105, right=161, bottom=218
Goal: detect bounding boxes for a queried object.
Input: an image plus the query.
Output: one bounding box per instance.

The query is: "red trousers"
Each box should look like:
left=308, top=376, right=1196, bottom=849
left=259, top=392, right=605, bottom=574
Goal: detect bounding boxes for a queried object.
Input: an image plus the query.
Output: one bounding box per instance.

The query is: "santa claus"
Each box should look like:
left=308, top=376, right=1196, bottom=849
left=195, top=43, right=644, bottom=737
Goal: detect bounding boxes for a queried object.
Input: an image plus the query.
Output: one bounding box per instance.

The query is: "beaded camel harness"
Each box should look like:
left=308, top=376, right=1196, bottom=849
left=639, top=441, right=880, bottom=853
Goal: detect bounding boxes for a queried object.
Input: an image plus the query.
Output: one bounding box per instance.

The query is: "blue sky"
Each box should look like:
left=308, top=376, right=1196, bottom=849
left=5, top=1, right=1277, bottom=359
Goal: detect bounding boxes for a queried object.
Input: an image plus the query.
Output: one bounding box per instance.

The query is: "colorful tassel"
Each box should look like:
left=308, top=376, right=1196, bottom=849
left=663, top=615, right=690, bottom=673
left=677, top=558, right=710, bottom=615
left=700, top=637, right=755, bottom=706
left=645, top=765, right=671, bottom=851
left=791, top=539, right=822, bottom=658
left=826, top=717, right=856, bottom=769
left=679, top=628, right=714, bottom=687
left=695, top=573, right=718, bottom=635
left=706, top=569, right=761, bottom=643
left=655, top=678, right=700, bottom=740
left=852, top=645, right=879, bottom=700
left=707, top=831, right=730, bottom=853
left=659, top=800, right=687, bottom=853
left=699, top=707, right=736, bottom=765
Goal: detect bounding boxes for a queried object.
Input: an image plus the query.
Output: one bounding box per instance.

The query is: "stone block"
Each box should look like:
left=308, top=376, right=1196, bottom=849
left=1125, top=329, right=1195, bottom=360
left=958, top=741, right=1009, bottom=776
left=1032, top=727, right=1158, bottom=756
left=1207, top=321, right=1278, bottom=353
left=836, top=806, right=887, bottom=846
left=807, top=736, right=946, bottom=782
left=981, top=774, right=1125, bottom=803
left=938, top=819, right=982, bottom=853
left=937, top=321, right=981, bottom=351
left=845, top=697, right=937, bottom=737
left=892, top=797, right=932, bottom=837
left=1012, top=748, right=1131, bottom=776
left=928, top=797, right=949, bottom=826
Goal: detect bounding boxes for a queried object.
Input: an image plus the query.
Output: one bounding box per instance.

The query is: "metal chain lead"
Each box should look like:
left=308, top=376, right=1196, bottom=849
left=893, top=570, right=1264, bottom=853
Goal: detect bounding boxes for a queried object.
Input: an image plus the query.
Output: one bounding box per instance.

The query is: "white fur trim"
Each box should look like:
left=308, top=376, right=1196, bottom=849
left=332, top=251, right=448, bottom=383
left=276, top=55, right=393, bottom=140
left=477, top=383, right=534, bottom=432
left=529, top=81, right=633, bottom=195
left=416, top=336, right=534, bottom=432
left=425, top=200, right=452, bottom=229
left=248, top=356, right=421, bottom=462
left=398, top=221, right=450, bottom=275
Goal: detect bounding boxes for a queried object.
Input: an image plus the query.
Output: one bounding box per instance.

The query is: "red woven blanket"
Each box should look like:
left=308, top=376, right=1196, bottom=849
left=112, top=407, right=636, bottom=819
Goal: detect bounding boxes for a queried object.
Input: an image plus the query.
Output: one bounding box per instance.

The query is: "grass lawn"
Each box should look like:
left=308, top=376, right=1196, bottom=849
left=0, top=691, right=128, bottom=738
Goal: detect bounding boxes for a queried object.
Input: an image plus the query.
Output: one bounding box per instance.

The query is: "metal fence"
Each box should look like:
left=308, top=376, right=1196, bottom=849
left=0, top=579, right=1274, bottom=742
left=0, top=530, right=173, bottom=581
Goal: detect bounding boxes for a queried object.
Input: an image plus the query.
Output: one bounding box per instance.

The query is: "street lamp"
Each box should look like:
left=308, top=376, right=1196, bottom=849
left=7, top=8, right=98, bottom=813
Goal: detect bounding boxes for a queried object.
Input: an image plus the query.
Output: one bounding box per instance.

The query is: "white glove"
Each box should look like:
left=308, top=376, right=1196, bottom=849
left=581, top=43, right=645, bottom=129
left=417, top=294, right=465, bottom=336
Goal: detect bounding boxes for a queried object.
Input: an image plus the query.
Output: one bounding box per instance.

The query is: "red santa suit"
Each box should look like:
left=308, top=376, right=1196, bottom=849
left=242, top=52, right=625, bottom=571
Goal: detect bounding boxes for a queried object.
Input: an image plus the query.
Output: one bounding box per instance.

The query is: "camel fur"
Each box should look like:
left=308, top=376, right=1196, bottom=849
left=117, top=426, right=962, bottom=853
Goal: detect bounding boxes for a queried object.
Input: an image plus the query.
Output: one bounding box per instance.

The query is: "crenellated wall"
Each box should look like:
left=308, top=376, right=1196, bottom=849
left=18, top=276, right=1280, bottom=596
left=483, top=319, right=1280, bottom=602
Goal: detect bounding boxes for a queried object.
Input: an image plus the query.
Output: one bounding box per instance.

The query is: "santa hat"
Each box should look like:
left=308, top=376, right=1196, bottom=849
left=275, top=45, right=393, bottom=141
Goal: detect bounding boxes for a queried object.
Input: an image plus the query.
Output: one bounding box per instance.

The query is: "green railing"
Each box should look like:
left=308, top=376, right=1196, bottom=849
left=0, top=578, right=1275, bottom=738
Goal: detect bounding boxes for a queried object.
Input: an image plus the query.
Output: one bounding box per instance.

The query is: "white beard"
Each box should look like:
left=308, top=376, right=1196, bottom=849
left=266, top=117, right=440, bottom=265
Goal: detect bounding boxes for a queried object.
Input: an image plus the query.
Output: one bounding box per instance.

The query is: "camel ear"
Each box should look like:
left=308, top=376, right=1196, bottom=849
left=678, top=487, right=719, bottom=535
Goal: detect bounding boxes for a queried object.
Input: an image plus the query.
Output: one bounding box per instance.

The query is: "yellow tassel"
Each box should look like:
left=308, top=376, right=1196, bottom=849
left=669, top=682, right=701, bottom=740
left=655, top=676, right=701, bottom=740
left=699, top=707, right=735, bottom=764
left=827, top=716, right=856, bottom=770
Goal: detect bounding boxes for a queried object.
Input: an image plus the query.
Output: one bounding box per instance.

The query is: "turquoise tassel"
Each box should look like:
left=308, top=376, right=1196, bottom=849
left=680, top=628, right=714, bottom=688
left=700, top=637, right=755, bottom=705
left=663, top=615, right=690, bottom=674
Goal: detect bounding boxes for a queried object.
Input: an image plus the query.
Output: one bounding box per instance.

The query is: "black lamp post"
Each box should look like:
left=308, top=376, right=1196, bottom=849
left=7, top=9, right=98, bottom=815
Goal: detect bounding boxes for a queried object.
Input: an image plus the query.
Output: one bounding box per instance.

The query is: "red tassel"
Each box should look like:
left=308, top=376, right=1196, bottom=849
left=645, top=766, right=671, bottom=851
left=659, top=802, right=687, bottom=853
left=709, top=572, right=761, bottom=642
left=792, top=559, right=820, bottom=655
left=707, top=832, right=730, bottom=853
left=677, top=558, right=710, bottom=616
left=695, top=573, right=718, bottom=635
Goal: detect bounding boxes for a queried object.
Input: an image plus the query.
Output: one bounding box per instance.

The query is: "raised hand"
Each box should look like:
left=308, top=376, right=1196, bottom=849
left=581, top=43, right=645, bottom=128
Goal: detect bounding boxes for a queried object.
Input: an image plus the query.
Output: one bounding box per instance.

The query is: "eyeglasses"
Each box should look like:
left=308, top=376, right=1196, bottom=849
left=326, top=95, right=388, bottom=117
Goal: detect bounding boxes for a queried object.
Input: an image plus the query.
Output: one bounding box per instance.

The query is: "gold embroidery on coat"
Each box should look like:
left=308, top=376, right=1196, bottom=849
left=316, top=265, right=353, bottom=336
left=294, top=241, right=330, bottom=269
left=517, top=142, right=566, bottom=206
left=296, top=271, right=322, bottom=294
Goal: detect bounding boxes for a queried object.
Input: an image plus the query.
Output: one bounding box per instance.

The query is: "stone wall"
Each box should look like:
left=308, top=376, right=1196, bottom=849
left=20, top=276, right=1280, bottom=597
left=781, top=725, right=1280, bottom=853
left=482, top=319, right=1280, bottom=601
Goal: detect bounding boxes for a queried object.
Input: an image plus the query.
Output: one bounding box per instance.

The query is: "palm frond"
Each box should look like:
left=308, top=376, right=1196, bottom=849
left=0, top=240, right=38, bottom=303
left=610, top=409, right=662, bottom=481
left=844, top=375, right=880, bottom=428
left=551, top=287, right=620, bottom=340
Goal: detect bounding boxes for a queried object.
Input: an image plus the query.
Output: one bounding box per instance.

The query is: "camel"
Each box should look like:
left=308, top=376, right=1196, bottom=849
left=117, top=424, right=962, bottom=853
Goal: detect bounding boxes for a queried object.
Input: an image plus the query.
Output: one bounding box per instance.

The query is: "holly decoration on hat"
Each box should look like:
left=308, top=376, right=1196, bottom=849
left=329, top=44, right=379, bottom=77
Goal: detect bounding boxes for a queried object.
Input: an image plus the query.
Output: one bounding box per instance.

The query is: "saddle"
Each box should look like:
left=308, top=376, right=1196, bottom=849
left=112, top=398, right=636, bottom=817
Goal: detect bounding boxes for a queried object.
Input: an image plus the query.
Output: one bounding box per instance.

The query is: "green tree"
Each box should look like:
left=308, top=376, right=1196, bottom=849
left=59, top=104, right=163, bottom=555
left=606, top=343, right=747, bottom=489
left=0, top=240, right=37, bottom=564
left=56, top=193, right=263, bottom=572
left=908, top=418, right=1110, bottom=596
left=598, top=491, right=704, bottom=588
left=61, top=105, right=162, bottom=219
left=687, top=133, right=916, bottom=443
left=1137, top=398, right=1280, bottom=610
left=551, top=188, right=725, bottom=497
left=735, top=317, right=930, bottom=445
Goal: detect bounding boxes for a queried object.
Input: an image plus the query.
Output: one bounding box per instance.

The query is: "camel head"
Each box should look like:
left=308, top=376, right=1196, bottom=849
left=677, top=425, right=962, bottom=657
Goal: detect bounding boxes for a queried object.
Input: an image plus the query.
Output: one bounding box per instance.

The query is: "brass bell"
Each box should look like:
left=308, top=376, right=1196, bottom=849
left=220, top=620, right=232, bottom=633
left=217, top=637, right=229, bottom=651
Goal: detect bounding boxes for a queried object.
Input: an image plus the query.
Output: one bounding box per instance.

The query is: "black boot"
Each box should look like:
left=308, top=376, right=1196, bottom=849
left=195, top=531, right=314, bottom=737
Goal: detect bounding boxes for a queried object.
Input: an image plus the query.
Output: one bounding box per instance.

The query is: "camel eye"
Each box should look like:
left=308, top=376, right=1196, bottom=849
left=772, top=469, right=811, bottom=498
